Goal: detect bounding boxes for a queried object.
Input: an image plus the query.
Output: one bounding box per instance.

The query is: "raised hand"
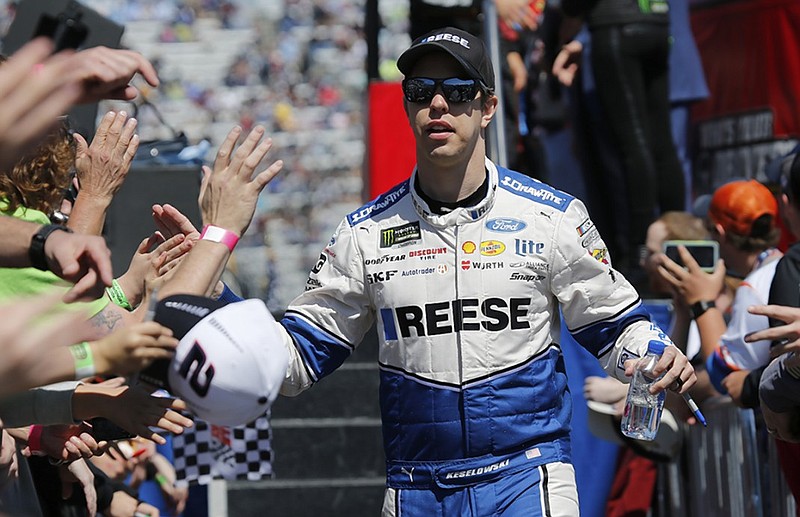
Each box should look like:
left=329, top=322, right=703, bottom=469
left=200, top=125, right=283, bottom=236
left=152, top=203, right=201, bottom=241
left=657, top=245, right=725, bottom=305
left=0, top=38, right=81, bottom=171
left=116, top=233, right=190, bottom=309
left=69, top=111, right=139, bottom=235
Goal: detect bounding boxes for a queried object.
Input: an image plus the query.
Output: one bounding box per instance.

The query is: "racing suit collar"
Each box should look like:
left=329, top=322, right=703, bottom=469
left=411, top=157, right=498, bottom=228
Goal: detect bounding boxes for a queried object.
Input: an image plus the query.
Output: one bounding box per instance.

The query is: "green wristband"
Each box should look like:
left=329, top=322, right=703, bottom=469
left=69, top=342, right=95, bottom=379
left=155, top=473, right=169, bottom=487
left=106, top=279, right=133, bottom=311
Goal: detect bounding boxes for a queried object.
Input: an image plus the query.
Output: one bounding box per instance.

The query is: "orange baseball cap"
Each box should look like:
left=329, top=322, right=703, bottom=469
left=708, top=180, right=778, bottom=237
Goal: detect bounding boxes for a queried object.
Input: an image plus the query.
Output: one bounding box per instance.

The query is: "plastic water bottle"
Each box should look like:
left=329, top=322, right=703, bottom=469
left=621, top=340, right=667, bottom=441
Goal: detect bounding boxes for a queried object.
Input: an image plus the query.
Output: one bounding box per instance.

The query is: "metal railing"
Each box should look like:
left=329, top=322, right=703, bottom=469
left=655, top=396, right=796, bottom=516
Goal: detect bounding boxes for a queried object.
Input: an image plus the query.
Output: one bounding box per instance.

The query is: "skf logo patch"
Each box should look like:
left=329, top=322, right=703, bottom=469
left=462, top=241, right=477, bottom=254
left=480, top=240, right=506, bottom=256
left=367, top=270, right=398, bottom=284
left=591, top=248, right=609, bottom=265
left=380, top=222, right=421, bottom=248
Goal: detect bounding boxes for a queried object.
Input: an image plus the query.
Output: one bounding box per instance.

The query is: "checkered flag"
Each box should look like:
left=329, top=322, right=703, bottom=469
left=172, top=411, right=274, bottom=486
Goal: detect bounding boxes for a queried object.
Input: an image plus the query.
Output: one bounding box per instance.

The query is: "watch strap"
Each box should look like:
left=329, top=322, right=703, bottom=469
left=29, top=224, right=73, bottom=271
left=689, top=300, right=716, bottom=320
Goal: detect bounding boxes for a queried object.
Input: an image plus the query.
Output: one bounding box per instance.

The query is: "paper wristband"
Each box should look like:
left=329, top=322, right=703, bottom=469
left=70, top=341, right=96, bottom=379
left=200, top=225, right=239, bottom=252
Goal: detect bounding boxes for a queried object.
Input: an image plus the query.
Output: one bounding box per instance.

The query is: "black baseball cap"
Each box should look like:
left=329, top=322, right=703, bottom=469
left=765, top=144, right=800, bottom=199
left=397, top=27, right=495, bottom=93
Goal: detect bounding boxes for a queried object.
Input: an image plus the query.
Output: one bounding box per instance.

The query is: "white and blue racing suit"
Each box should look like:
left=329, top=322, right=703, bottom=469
left=275, top=159, right=673, bottom=516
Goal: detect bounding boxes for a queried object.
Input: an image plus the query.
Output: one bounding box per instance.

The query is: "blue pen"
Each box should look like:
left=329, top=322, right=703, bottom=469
left=682, top=392, right=707, bottom=427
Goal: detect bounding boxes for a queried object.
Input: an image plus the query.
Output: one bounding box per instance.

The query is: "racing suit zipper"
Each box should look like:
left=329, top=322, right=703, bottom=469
left=454, top=224, right=469, bottom=452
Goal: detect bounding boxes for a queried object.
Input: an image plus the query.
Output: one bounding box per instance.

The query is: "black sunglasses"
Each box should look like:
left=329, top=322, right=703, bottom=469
left=402, top=77, right=481, bottom=104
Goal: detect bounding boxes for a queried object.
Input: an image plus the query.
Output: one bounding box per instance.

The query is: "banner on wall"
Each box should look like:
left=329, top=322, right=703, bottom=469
left=366, top=81, right=417, bottom=200
left=691, top=0, right=800, bottom=192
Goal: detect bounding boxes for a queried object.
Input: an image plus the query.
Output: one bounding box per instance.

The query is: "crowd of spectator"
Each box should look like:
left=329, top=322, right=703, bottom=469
left=75, top=0, right=384, bottom=311
left=2, top=0, right=800, bottom=515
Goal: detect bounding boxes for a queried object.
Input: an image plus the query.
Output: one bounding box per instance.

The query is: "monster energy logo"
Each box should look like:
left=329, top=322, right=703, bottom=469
left=380, top=222, right=421, bottom=248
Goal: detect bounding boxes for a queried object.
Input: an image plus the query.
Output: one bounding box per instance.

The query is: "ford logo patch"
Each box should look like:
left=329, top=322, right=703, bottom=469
left=485, top=218, right=527, bottom=233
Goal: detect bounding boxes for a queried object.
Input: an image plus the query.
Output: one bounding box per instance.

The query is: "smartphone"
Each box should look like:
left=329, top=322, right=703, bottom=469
left=88, top=417, right=134, bottom=442
left=662, top=240, right=719, bottom=272
left=33, top=1, right=89, bottom=51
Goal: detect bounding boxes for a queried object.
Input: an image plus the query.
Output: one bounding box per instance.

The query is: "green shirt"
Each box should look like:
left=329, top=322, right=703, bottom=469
left=0, top=203, right=108, bottom=316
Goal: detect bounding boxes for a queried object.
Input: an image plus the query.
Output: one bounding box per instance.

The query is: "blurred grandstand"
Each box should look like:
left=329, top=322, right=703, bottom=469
left=1, top=0, right=411, bottom=312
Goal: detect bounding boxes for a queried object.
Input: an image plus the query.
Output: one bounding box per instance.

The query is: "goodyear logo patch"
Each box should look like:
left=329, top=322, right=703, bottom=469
left=480, top=240, right=506, bottom=256
left=380, top=222, right=421, bottom=248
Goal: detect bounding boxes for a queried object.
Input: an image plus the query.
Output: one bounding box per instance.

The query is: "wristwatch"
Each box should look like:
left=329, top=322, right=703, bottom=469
left=29, top=224, right=73, bottom=271
left=689, top=300, right=716, bottom=320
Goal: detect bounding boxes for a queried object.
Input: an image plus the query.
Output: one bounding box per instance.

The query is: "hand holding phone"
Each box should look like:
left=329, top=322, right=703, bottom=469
left=662, top=240, right=719, bottom=272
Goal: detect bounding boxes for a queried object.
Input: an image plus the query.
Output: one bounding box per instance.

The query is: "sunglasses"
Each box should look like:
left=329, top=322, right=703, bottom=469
left=402, top=77, right=481, bottom=104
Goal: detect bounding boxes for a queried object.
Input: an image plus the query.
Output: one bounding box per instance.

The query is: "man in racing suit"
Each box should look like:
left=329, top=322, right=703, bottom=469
left=158, top=26, right=696, bottom=517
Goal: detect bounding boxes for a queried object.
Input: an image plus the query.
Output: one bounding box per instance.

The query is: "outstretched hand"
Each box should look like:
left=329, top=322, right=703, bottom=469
left=200, top=125, right=283, bottom=236
left=85, top=379, right=193, bottom=445
left=116, top=232, right=190, bottom=309
left=68, top=46, right=159, bottom=103
left=90, top=322, right=178, bottom=376
left=0, top=38, right=81, bottom=171
left=746, top=304, right=800, bottom=358
left=73, top=111, right=139, bottom=204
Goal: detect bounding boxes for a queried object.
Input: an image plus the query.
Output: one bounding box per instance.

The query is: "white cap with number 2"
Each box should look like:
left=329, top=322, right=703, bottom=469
left=157, top=295, right=289, bottom=426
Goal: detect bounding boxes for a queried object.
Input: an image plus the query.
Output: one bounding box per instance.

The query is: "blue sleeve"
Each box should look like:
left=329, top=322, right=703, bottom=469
left=217, top=283, right=244, bottom=303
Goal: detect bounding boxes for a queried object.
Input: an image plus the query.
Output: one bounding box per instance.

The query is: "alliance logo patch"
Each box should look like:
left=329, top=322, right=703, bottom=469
left=380, top=222, right=421, bottom=248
